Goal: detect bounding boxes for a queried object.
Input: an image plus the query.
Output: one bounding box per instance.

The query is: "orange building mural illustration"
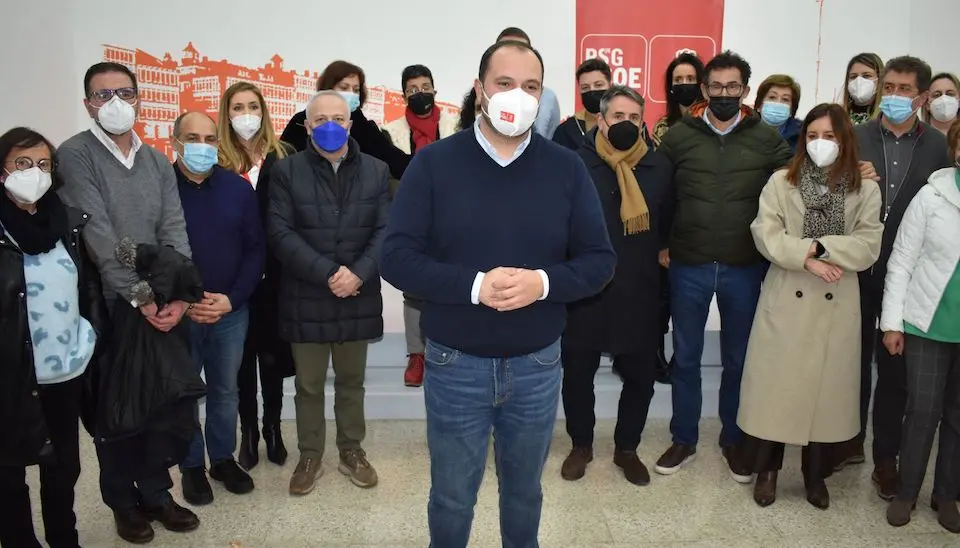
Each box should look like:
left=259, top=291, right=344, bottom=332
left=102, top=43, right=460, bottom=160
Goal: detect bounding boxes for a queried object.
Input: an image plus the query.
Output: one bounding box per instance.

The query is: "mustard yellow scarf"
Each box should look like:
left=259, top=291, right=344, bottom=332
left=595, top=129, right=651, bottom=235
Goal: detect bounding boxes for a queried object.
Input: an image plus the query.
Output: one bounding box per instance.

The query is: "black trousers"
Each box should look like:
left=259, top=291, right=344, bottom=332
left=739, top=433, right=835, bottom=481
left=0, top=377, right=82, bottom=548
left=238, top=328, right=285, bottom=428
left=561, top=348, right=656, bottom=451
left=859, top=278, right=907, bottom=461
left=96, top=440, right=173, bottom=511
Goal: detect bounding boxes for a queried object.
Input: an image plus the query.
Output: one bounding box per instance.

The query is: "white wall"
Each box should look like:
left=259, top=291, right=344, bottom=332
left=1, top=0, right=957, bottom=333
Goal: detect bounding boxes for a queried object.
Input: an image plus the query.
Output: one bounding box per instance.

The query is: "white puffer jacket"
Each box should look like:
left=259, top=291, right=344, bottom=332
left=881, top=167, right=960, bottom=333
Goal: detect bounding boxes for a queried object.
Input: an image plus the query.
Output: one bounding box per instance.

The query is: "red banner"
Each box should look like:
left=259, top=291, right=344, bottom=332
left=575, top=0, right=725, bottom=128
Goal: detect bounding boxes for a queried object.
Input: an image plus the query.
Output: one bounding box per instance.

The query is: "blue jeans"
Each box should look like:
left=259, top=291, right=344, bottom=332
left=669, top=261, right=764, bottom=448
left=182, top=306, right=249, bottom=469
left=424, top=338, right=562, bottom=548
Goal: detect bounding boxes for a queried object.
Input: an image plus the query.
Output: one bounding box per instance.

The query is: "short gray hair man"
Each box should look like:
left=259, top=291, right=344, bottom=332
left=305, top=90, right=349, bottom=119
left=599, top=85, right=645, bottom=117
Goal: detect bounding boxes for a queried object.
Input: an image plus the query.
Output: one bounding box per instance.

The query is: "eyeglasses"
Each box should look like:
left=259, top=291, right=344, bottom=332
left=405, top=84, right=435, bottom=95
left=4, top=157, right=55, bottom=172
left=89, top=87, right=138, bottom=103
left=706, top=82, right=744, bottom=96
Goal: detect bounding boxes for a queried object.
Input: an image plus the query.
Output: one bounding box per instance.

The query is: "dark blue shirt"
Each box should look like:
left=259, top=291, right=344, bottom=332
left=380, top=130, right=616, bottom=357
left=175, top=164, right=264, bottom=309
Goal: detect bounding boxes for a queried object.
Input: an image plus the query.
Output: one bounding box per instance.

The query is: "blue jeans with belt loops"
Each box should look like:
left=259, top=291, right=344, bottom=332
left=424, top=338, right=562, bottom=548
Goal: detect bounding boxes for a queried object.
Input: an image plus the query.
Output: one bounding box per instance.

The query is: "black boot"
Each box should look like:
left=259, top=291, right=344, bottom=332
left=238, top=425, right=260, bottom=471
left=263, top=423, right=288, bottom=466
left=655, top=339, right=672, bottom=385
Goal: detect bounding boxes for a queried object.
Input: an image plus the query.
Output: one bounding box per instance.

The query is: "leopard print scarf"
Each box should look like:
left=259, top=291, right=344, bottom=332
left=799, top=160, right=847, bottom=239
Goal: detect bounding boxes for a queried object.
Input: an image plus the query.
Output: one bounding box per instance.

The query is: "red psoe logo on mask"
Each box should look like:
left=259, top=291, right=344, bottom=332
left=500, top=111, right=516, bottom=123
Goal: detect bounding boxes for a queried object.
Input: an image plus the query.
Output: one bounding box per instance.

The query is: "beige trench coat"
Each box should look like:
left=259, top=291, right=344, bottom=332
left=737, top=169, right=883, bottom=446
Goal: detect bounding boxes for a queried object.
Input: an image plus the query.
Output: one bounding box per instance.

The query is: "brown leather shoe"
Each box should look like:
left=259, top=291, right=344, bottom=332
left=113, top=509, right=155, bottom=544
left=872, top=460, right=898, bottom=501
left=613, top=451, right=650, bottom=486
left=339, top=448, right=378, bottom=488
left=886, top=498, right=914, bottom=527
left=289, top=456, right=324, bottom=496
left=561, top=446, right=593, bottom=481
left=935, top=496, right=960, bottom=533
left=805, top=479, right=830, bottom=510
left=753, top=471, right=778, bottom=507
left=832, top=437, right=865, bottom=471
left=142, top=500, right=199, bottom=533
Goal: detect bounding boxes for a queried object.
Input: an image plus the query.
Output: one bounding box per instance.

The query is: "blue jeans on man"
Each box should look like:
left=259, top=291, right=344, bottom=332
left=424, top=338, right=562, bottom=548
left=669, top=261, right=765, bottom=448
left=183, top=306, right=249, bottom=468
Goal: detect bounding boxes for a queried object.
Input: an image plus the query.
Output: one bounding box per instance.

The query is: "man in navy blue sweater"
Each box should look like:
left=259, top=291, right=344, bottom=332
left=380, top=41, right=616, bottom=548
left=170, top=112, right=264, bottom=506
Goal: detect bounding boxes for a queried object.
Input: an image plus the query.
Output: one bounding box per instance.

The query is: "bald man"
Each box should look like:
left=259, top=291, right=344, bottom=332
left=171, top=112, right=264, bottom=506
left=267, top=91, right=391, bottom=495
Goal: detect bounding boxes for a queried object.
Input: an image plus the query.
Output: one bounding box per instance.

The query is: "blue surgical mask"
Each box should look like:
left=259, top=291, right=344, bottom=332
left=338, top=91, right=361, bottom=113
left=880, top=95, right=917, bottom=124
left=179, top=142, right=218, bottom=174
left=312, top=121, right=349, bottom=152
left=760, top=101, right=790, bottom=126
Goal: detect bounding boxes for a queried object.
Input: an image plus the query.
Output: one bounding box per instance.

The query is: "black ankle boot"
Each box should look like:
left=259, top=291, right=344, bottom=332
left=238, top=426, right=260, bottom=471
left=263, top=423, right=288, bottom=466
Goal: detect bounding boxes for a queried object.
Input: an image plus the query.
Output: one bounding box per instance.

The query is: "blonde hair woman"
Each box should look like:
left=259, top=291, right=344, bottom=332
left=217, top=82, right=294, bottom=471
left=841, top=53, right=884, bottom=125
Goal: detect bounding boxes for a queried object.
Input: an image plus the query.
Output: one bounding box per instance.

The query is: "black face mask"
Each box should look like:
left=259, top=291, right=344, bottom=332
left=581, top=90, right=605, bottom=114
left=708, top=96, right=742, bottom=122
left=408, top=92, right=435, bottom=116
left=606, top=120, right=640, bottom=151
left=671, top=83, right=701, bottom=107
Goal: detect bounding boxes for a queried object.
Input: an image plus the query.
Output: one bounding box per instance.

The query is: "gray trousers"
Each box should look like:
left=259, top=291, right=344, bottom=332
left=403, top=294, right=425, bottom=355
left=899, top=334, right=960, bottom=501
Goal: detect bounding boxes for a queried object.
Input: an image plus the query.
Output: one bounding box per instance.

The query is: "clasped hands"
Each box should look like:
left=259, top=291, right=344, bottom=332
left=803, top=241, right=843, bottom=283
left=479, top=267, right=544, bottom=312
left=140, top=300, right=191, bottom=332
left=329, top=266, right=362, bottom=298
left=187, top=292, right=233, bottom=324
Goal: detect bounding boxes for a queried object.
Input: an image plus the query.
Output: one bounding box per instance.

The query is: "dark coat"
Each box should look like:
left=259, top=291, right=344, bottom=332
left=251, top=142, right=297, bottom=377
left=563, top=129, right=673, bottom=356
left=781, top=117, right=802, bottom=152
left=267, top=138, right=391, bottom=344
left=0, top=206, right=108, bottom=467
left=280, top=109, right=411, bottom=179
left=554, top=116, right=656, bottom=152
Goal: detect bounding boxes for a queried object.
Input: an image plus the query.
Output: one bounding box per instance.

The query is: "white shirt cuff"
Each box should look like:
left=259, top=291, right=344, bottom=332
left=536, top=269, right=549, bottom=300
left=471, top=272, right=484, bottom=305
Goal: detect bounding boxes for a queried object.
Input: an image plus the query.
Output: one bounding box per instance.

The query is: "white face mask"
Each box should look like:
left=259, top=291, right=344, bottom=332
left=3, top=167, right=53, bottom=204
left=806, top=138, right=840, bottom=168
left=231, top=113, right=262, bottom=141
left=95, top=95, right=137, bottom=135
left=481, top=87, right=540, bottom=138
left=930, top=95, right=959, bottom=123
left=847, top=77, right=877, bottom=106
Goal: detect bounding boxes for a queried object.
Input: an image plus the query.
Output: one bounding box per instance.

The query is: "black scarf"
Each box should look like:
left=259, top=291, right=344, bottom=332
left=0, top=191, right=67, bottom=255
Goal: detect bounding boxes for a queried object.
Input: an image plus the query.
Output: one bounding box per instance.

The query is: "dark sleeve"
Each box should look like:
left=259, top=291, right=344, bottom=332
left=350, top=119, right=411, bottom=179
left=266, top=160, right=340, bottom=284
left=227, top=185, right=266, bottom=308
left=552, top=121, right=576, bottom=150
left=280, top=112, right=308, bottom=153
left=541, top=158, right=617, bottom=303
left=658, top=159, right=676, bottom=250
left=78, top=232, right=109, bottom=356
left=379, top=151, right=480, bottom=304
left=769, top=132, right=794, bottom=170
left=349, top=162, right=392, bottom=283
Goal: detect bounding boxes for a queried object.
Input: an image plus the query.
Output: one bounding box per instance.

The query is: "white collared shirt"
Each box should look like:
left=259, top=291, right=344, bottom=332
left=702, top=109, right=743, bottom=136
left=473, top=119, right=532, bottom=167
left=89, top=123, right=142, bottom=170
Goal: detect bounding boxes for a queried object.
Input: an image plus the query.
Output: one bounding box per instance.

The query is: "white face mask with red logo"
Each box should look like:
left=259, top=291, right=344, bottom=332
left=481, top=87, right=539, bottom=138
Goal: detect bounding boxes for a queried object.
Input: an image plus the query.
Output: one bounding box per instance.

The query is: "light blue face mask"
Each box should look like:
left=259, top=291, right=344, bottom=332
left=338, top=91, right=361, bottom=113
left=180, top=142, right=218, bottom=174
left=880, top=95, right=917, bottom=124
left=760, top=101, right=790, bottom=126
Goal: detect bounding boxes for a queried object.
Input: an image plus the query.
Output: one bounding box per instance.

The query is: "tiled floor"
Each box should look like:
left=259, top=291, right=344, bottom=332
left=27, top=419, right=954, bottom=547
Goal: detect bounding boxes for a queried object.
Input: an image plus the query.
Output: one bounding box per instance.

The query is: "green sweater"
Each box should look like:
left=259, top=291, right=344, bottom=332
left=659, top=104, right=794, bottom=265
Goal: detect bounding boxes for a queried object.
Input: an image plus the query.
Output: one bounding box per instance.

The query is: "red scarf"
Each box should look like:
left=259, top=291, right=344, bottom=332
left=405, top=107, right=441, bottom=153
